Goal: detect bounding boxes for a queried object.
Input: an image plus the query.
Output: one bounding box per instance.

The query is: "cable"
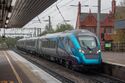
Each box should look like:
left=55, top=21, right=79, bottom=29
left=50, top=4, right=74, bottom=17
left=56, top=5, right=67, bottom=24
left=41, top=0, right=76, bottom=19
left=58, top=0, right=75, bottom=8
left=51, top=0, right=89, bottom=21
left=82, top=0, right=89, bottom=4
left=32, top=0, right=90, bottom=27
left=38, top=0, right=64, bottom=18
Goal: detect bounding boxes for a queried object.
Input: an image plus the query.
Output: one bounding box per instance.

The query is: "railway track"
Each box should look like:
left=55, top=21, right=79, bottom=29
left=13, top=49, right=125, bottom=83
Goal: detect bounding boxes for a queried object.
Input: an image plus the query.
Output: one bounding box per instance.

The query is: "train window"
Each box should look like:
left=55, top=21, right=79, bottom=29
left=45, top=39, right=47, bottom=47
left=49, top=41, right=51, bottom=48
left=50, top=41, right=53, bottom=48
left=41, top=39, right=56, bottom=48
left=48, top=41, right=49, bottom=48
left=51, top=41, right=52, bottom=48
left=53, top=41, right=55, bottom=48
left=48, top=40, right=56, bottom=48
left=51, top=41, right=53, bottom=48
left=49, top=41, right=50, bottom=48
left=46, top=41, right=47, bottom=47
left=53, top=41, right=54, bottom=48
left=44, top=41, right=46, bottom=47
left=42, top=41, right=47, bottom=47
left=44, top=41, right=45, bottom=47
left=78, top=36, right=97, bottom=49
left=54, top=41, right=56, bottom=48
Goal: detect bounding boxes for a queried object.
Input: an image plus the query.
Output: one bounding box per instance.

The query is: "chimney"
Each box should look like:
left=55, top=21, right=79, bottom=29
left=112, top=0, right=116, bottom=15
left=78, top=2, right=81, bottom=14
left=76, top=2, right=81, bottom=29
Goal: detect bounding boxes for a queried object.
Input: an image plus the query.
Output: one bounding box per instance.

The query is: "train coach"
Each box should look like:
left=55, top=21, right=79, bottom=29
left=16, top=29, right=102, bottom=68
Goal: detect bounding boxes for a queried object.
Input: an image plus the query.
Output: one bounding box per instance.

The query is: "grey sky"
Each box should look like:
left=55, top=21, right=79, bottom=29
left=24, top=0, right=122, bottom=30
left=0, top=0, right=123, bottom=37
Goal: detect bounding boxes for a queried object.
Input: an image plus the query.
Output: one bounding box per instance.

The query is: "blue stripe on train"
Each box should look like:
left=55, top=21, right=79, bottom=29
left=69, top=34, right=101, bottom=64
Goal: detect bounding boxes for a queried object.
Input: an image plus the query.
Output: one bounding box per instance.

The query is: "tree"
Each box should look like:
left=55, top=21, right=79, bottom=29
left=55, top=23, right=73, bottom=32
left=120, top=0, right=125, bottom=7
left=39, top=30, right=47, bottom=36
left=39, top=15, right=55, bottom=36
left=112, top=30, right=125, bottom=43
left=114, top=0, right=125, bottom=43
left=39, top=23, right=73, bottom=36
left=115, top=1, right=125, bottom=20
left=39, top=24, right=54, bottom=36
left=0, top=36, right=18, bottom=49
left=44, top=24, right=54, bottom=33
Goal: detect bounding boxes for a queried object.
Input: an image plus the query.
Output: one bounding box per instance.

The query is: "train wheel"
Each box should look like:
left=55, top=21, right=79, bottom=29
left=58, top=58, right=62, bottom=64
left=50, top=57, right=55, bottom=62
left=62, top=59, right=66, bottom=66
left=69, top=62, right=74, bottom=70
left=65, top=61, right=69, bottom=68
left=55, top=57, right=59, bottom=63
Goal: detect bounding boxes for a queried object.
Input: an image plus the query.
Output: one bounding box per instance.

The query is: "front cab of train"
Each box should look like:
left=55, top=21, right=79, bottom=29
left=78, top=35, right=102, bottom=65
left=70, top=33, right=102, bottom=66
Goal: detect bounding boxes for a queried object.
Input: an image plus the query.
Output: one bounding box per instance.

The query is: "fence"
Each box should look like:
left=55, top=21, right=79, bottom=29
left=112, top=42, right=125, bottom=52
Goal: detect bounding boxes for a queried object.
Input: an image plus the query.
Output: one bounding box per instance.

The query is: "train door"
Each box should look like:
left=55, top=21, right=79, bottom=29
left=64, top=38, right=73, bottom=56
left=57, top=37, right=65, bottom=57
left=38, top=39, right=43, bottom=55
left=35, top=39, right=39, bottom=54
left=57, top=37, right=72, bottom=57
left=68, top=38, right=76, bottom=56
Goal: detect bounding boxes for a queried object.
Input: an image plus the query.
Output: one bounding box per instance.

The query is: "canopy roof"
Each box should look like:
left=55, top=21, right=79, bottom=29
left=0, top=0, right=57, bottom=28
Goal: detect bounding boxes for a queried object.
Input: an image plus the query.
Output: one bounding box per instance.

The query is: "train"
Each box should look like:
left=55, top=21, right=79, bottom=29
left=16, top=29, right=102, bottom=69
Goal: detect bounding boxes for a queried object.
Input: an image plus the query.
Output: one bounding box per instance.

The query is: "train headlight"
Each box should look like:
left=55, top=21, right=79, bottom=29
left=97, top=50, right=101, bottom=54
left=79, top=49, right=85, bottom=54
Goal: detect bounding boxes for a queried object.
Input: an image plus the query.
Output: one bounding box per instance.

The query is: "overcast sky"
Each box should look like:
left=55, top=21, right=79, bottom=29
left=23, top=0, right=122, bottom=30
left=1, top=0, right=123, bottom=36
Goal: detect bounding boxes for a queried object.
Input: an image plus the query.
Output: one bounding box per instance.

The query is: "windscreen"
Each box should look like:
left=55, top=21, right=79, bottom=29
left=78, top=36, right=97, bottom=49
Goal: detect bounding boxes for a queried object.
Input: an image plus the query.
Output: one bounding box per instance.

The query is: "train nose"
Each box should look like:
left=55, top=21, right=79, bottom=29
left=97, top=50, right=101, bottom=54
left=79, top=49, right=85, bottom=54
left=79, top=49, right=102, bottom=64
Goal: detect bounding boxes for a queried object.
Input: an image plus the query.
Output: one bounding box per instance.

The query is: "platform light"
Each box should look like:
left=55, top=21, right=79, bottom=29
left=8, top=12, right=12, bottom=18
left=5, top=25, right=7, bottom=28
left=6, top=20, right=9, bottom=23
left=11, top=0, right=17, bottom=6
left=97, top=50, right=101, bottom=54
left=79, top=49, right=85, bottom=54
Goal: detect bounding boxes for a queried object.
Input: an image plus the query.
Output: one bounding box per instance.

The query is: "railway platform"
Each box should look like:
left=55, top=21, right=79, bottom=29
left=0, top=50, right=61, bottom=83
left=102, top=52, right=125, bottom=81
left=102, top=52, right=125, bottom=66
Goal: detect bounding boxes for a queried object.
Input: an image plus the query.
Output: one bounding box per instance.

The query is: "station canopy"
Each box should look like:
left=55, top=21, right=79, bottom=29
left=0, top=0, right=57, bottom=28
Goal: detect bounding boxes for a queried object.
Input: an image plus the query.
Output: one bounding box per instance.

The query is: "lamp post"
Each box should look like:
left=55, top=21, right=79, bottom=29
left=97, top=0, right=101, bottom=38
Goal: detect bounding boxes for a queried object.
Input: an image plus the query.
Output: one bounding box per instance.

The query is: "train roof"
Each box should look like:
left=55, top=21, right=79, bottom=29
left=40, top=29, right=96, bottom=38
left=18, top=37, right=39, bottom=41
left=18, top=29, right=97, bottom=41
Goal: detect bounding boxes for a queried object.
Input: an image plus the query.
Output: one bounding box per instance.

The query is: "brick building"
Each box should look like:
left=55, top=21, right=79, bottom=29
left=76, top=0, right=116, bottom=50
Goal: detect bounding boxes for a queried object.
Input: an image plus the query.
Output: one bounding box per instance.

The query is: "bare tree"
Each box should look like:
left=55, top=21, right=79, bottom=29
left=115, top=0, right=125, bottom=19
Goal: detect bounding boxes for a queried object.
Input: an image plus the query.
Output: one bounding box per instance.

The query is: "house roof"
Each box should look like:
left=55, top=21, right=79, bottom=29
left=80, top=13, right=108, bottom=21
left=115, top=19, right=125, bottom=29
